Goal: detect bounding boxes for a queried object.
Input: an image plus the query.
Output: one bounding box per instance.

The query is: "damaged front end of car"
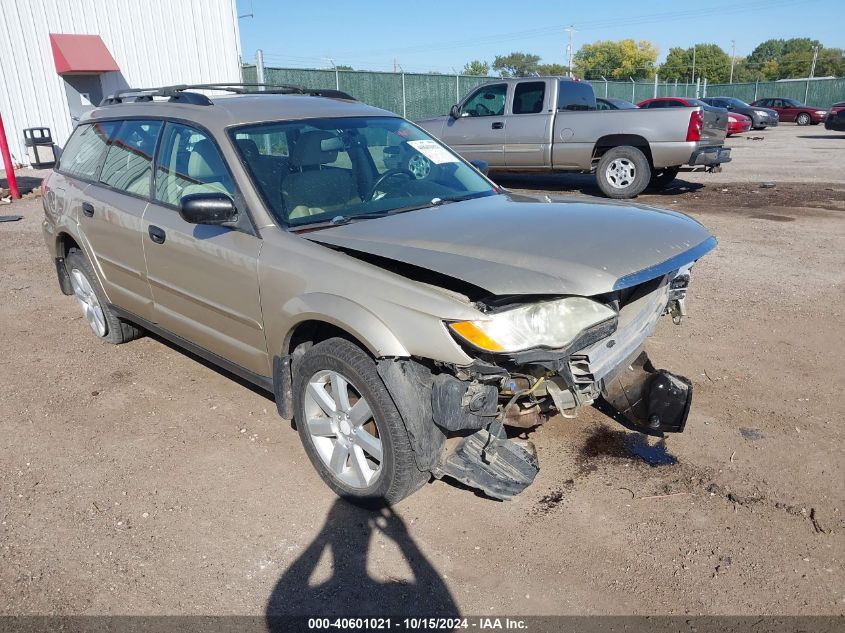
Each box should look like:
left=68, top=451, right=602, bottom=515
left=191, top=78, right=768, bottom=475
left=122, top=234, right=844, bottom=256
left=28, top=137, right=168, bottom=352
left=377, top=251, right=706, bottom=501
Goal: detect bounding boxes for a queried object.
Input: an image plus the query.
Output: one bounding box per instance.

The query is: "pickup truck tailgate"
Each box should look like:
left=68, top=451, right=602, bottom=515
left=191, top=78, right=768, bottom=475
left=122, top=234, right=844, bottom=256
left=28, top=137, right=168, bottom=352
left=700, top=107, right=728, bottom=144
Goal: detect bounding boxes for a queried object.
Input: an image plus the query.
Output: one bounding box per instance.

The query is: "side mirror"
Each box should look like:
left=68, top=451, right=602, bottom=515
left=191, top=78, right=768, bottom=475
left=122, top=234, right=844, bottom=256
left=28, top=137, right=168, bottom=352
left=179, top=192, right=238, bottom=226
left=469, top=159, right=489, bottom=176
left=449, top=104, right=461, bottom=119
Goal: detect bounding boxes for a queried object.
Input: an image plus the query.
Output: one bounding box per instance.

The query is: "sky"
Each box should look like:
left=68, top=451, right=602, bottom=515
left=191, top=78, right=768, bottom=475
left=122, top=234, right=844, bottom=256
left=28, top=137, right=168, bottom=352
left=235, top=0, right=842, bottom=74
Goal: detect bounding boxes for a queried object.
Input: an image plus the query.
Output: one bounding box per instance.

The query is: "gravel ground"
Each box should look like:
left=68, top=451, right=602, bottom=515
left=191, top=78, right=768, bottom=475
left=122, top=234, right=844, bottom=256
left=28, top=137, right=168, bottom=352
left=1, top=147, right=844, bottom=618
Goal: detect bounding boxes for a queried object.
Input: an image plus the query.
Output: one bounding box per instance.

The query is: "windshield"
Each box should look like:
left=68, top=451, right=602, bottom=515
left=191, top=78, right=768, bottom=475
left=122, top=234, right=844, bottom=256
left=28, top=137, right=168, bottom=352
left=783, top=98, right=802, bottom=106
left=230, top=116, right=497, bottom=228
left=687, top=99, right=707, bottom=107
left=727, top=98, right=750, bottom=107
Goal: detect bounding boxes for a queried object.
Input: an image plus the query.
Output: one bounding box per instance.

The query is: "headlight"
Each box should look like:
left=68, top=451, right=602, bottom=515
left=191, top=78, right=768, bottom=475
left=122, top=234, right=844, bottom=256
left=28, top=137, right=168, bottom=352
left=448, top=297, right=616, bottom=353
left=815, top=110, right=827, bottom=115
left=755, top=110, right=769, bottom=116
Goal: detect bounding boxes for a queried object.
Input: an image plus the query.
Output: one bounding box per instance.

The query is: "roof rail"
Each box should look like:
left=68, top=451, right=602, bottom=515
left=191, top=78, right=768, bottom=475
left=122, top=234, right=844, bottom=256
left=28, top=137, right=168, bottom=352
left=100, top=83, right=356, bottom=106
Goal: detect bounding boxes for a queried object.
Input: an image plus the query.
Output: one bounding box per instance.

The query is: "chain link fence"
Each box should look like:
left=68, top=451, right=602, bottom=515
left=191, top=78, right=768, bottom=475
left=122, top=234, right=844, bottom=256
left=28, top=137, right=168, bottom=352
left=243, top=65, right=845, bottom=119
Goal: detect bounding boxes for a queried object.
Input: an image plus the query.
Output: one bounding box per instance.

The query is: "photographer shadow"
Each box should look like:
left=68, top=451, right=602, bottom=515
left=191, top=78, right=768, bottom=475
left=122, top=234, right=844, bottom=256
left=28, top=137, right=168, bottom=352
left=265, top=498, right=459, bottom=629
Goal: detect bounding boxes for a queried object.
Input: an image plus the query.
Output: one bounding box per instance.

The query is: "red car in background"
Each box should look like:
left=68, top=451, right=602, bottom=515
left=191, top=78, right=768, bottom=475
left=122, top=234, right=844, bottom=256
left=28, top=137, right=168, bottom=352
left=637, top=97, right=710, bottom=109
left=727, top=112, right=752, bottom=135
left=749, top=98, right=829, bottom=125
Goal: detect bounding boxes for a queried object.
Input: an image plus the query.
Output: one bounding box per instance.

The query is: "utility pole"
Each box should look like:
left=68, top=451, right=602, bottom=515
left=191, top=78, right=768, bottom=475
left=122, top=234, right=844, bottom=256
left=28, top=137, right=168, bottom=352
left=564, top=26, right=576, bottom=78
left=729, top=40, right=736, bottom=84
left=805, top=46, right=819, bottom=103
left=809, top=46, right=819, bottom=79
left=691, top=44, right=696, bottom=85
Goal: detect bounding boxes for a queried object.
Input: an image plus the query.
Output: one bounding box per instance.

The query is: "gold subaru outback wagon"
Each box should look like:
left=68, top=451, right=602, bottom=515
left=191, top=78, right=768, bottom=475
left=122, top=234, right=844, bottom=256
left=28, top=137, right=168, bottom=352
left=42, top=84, right=715, bottom=505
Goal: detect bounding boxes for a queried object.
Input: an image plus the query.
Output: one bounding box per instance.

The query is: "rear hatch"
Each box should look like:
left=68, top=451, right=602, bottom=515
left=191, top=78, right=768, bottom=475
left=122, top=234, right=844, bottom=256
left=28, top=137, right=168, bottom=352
left=698, top=105, right=728, bottom=144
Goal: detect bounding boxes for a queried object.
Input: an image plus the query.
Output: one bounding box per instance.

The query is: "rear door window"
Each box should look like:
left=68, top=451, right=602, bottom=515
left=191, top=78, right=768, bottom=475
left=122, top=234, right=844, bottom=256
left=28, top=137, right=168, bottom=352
left=557, top=81, right=596, bottom=111
left=512, top=82, right=546, bottom=114
left=99, top=120, right=162, bottom=197
left=154, top=123, right=235, bottom=206
left=59, top=121, right=119, bottom=180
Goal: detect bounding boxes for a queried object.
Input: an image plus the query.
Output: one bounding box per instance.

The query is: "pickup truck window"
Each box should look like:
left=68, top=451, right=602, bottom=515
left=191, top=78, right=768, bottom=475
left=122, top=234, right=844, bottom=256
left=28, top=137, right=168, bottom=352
left=557, top=80, right=596, bottom=111
left=462, top=84, right=506, bottom=117
left=513, top=82, right=545, bottom=114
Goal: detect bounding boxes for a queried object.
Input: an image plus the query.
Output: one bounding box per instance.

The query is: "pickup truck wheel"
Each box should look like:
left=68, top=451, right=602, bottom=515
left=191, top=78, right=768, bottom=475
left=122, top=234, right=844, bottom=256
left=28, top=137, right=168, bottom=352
left=648, top=167, right=680, bottom=191
left=293, top=338, right=428, bottom=506
left=596, top=146, right=651, bottom=199
left=796, top=112, right=811, bottom=126
left=65, top=248, right=143, bottom=344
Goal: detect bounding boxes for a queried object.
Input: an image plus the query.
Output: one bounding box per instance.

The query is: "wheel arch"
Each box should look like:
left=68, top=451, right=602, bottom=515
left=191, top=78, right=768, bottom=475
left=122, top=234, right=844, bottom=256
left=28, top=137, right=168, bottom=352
left=592, top=134, right=654, bottom=166
left=54, top=231, right=83, bottom=295
left=269, top=296, right=411, bottom=420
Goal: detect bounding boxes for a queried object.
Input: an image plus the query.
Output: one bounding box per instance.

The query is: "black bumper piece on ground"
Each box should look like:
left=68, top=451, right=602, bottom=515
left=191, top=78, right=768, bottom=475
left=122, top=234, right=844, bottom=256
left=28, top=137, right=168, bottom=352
left=599, top=351, right=693, bottom=436
left=438, top=429, right=539, bottom=500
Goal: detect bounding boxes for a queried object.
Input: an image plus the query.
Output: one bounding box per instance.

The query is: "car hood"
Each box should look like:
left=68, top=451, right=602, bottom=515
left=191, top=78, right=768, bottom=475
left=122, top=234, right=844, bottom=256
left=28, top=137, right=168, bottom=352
left=305, top=193, right=716, bottom=297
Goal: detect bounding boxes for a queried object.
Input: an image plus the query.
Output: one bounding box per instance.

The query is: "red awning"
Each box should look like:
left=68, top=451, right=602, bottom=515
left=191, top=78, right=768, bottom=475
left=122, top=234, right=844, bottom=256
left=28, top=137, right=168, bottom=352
left=50, top=34, right=119, bottom=74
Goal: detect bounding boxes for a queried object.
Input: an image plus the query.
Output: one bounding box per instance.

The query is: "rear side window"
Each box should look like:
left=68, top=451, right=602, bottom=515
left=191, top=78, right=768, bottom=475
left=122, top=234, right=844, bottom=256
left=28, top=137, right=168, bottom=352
left=154, top=123, right=235, bottom=206
left=59, top=122, right=119, bottom=179
left=99, top=120, right=162, bottom=197
left=557, top=81, right=596, bottom=111
left=512, top=82, right=546, bottom=114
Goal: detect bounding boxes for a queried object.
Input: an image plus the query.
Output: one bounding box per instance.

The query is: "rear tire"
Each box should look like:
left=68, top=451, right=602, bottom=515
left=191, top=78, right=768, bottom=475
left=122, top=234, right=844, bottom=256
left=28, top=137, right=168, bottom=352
left=65, top=249, right=143, bottom=345
left=595, top=146, right=651, bottom=199
left=293, top=338, right=428, bottom=506
left=648, top=167, right=680, bottom=191
left=796, top=112, right=811, bottom=126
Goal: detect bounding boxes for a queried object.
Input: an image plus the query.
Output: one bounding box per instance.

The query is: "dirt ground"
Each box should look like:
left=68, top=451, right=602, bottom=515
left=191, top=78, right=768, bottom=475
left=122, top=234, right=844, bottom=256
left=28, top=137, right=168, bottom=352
left=1, top=129, right=844, bottom=618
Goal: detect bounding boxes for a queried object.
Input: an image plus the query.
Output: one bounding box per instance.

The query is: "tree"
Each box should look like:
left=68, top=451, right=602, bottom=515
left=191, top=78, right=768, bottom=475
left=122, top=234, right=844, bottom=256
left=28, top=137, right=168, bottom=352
left=536, top=63, right=569, bottom=76
left=747, top=38, right=845, bottom=79
left=572, top=39, right=658, bottom=80
left=336, top=65, right=353, bottom=71
left=492, top=52, right=541, bottom=77
left=659, top=44, right=731, bottom=83
left=462, top=60, right=490, bottom=76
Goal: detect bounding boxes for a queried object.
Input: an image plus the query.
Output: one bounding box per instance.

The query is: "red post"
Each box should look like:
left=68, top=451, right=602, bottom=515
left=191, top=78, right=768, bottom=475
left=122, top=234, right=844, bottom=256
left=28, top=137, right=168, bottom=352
left=0, top=112, right=21, bottom=199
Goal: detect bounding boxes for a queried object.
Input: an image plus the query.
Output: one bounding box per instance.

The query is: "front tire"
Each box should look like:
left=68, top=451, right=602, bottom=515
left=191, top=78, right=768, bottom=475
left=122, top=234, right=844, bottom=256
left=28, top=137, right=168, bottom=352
left=595, top=146, right=651, bottom=199
left=796, top=112, right=811, bottom=126
left=65, top=249, right=143, bottom=344
left=293, top=338, right=427, bottom=506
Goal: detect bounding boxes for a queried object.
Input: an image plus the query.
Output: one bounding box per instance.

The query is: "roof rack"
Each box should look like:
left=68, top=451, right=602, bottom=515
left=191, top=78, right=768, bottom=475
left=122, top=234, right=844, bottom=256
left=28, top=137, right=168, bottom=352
left=100, top=83, right=356, bottom=106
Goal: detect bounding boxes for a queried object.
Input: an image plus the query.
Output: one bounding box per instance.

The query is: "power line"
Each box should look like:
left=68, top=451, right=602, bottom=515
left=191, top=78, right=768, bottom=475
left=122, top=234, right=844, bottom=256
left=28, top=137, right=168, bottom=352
left=323, top=0, right=812, bottom=60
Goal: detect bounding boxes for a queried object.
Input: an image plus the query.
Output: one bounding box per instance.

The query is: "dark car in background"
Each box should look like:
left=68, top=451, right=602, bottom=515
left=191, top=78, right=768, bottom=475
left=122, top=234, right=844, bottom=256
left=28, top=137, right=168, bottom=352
left=750, top=98, right=829, bottom=125
left=596, top=97, right=638, bottom=110
left=830, top=102, right=845, bottom=114
left=825, top=108, right=845, bottom=132
left=700, top=97, right=779, bottom=130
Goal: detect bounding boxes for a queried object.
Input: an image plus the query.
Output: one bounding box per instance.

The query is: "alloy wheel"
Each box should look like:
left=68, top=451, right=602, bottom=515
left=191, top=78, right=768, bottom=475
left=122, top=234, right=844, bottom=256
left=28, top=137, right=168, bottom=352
left=70, top=268, right=107, bottom=337
left=605, top=158, right=636, bottom=189
left=303, top=369, right=383, bottom=489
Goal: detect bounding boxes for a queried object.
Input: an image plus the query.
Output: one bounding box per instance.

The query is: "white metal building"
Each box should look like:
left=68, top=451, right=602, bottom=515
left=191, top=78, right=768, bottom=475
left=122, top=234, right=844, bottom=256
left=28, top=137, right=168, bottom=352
left=0, top=0, right=242, bottom=166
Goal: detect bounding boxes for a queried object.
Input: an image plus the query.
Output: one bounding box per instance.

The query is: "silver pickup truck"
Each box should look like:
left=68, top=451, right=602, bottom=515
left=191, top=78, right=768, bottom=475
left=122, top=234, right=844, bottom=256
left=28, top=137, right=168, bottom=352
left=417, top=77, right=730, bottom=198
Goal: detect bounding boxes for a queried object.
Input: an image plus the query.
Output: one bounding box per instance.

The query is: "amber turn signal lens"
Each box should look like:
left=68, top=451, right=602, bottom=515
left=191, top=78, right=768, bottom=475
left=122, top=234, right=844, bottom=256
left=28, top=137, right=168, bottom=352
left=449, top=321, right=505, bottom=352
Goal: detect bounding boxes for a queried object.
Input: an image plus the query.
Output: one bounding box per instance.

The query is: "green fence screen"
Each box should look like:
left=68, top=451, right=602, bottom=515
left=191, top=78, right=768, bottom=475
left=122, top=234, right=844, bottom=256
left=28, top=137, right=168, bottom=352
left=243, top=65, right=845, bottom=119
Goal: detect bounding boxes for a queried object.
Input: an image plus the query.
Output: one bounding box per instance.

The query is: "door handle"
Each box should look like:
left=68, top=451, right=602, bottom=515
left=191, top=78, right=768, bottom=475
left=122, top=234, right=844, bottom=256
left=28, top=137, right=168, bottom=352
left=492, top=121, right=504, bottom=129
left=148, top=225, right=166, bottom=244
left=81, top=202, right=94, bottom=217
